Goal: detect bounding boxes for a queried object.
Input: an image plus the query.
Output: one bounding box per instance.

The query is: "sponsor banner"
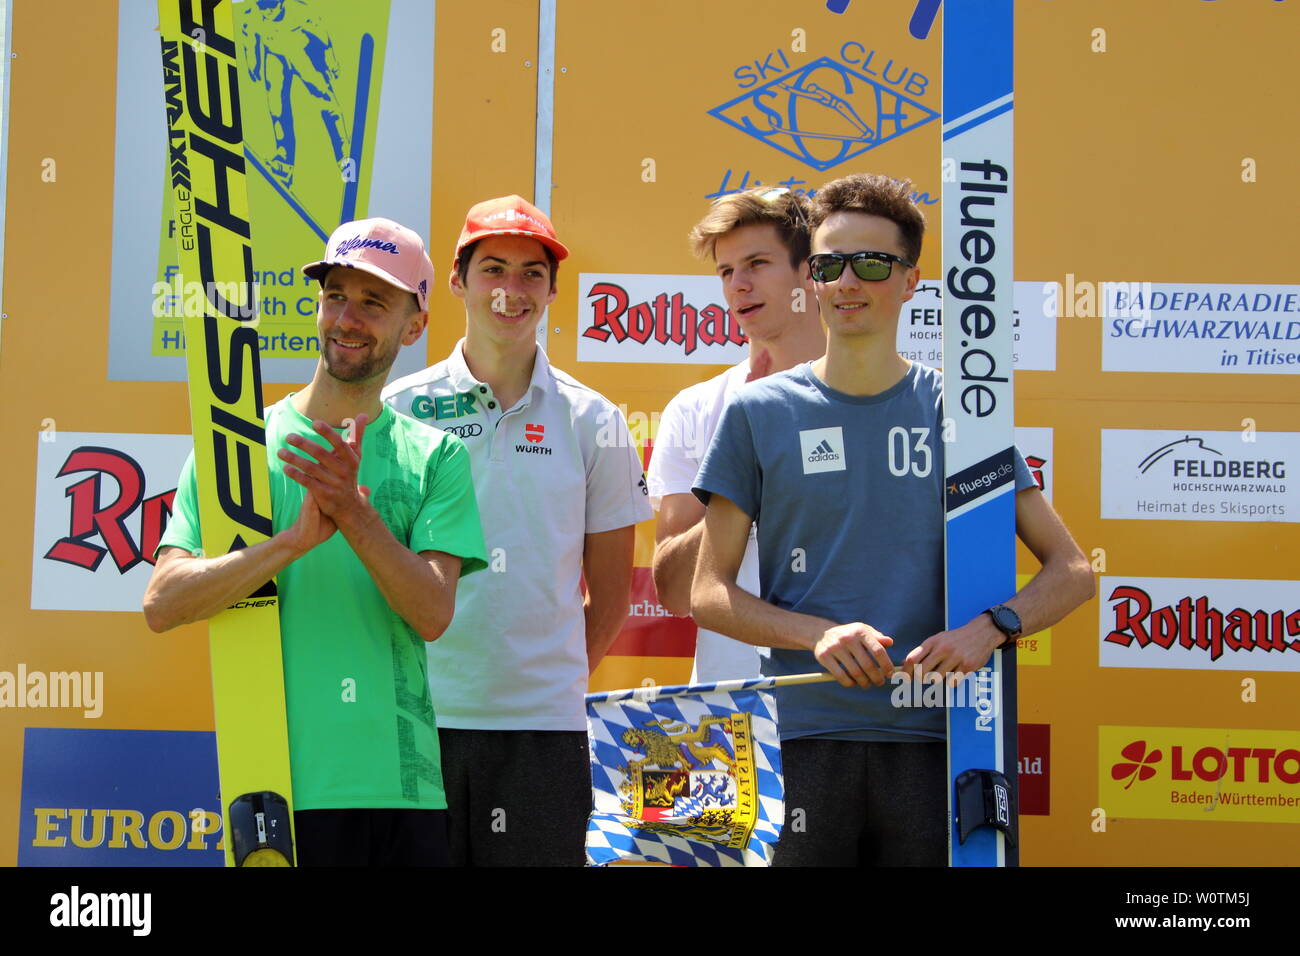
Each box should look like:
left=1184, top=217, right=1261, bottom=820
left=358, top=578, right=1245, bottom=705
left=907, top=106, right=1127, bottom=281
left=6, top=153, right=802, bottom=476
left=577, top=274, right=747, bottom=365
left=19, top=728, right=223, bottom=866
left=1101, top=428, right=1296, bottom=523
left=108, top=0, right=434, bottom=382
left=606, top=567, right=697, bottom=657
left=1014, top=573, right=1052, bottom=665
left=1100, top=725, right=1300, bottom=824
left=1100, top=576, right=1300, bottom=672
left=1018, top=723, right=1050, bottom=815
left=901, top=281, right=1057, bottom=372
left=31, top=433, right=192, bottom=612
left=1014, top=426, right=1052, bottom=502
left=1101, top=283, right=1300, bottom=374
left=576, top=275, right=1058, bottom=369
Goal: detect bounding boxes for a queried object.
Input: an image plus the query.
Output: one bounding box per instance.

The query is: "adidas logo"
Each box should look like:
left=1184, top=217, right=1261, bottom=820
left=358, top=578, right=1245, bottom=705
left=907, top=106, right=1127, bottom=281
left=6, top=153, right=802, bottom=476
left=799, top=427, right=847, bottom=475
left=807, top=439, right=839, bottom=463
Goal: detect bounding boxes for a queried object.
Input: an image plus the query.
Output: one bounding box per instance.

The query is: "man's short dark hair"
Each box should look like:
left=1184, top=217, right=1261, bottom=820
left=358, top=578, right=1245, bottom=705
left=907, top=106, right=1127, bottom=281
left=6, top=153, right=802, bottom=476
left=808, top=174, right=925, bottom=267
left=689, top=187, right=812, bottom=268
left=456, top=238, right=559, bottom=292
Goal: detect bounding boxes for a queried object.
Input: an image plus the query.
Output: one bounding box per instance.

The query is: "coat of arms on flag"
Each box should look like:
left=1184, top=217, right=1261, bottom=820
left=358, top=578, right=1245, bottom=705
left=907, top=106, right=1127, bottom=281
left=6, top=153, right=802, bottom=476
left=585, top=676, right=787, bottom=866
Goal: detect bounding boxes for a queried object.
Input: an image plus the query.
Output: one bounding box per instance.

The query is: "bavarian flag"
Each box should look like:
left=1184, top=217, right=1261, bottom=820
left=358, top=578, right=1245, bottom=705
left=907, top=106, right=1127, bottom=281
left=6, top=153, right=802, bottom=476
left=585, top=676, right=785, bottom=866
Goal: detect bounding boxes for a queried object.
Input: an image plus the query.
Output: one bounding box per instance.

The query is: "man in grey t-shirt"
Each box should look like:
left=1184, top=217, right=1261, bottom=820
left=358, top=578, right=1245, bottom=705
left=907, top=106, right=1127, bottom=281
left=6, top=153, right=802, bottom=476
left=691, top=174, right=1094, bottom=866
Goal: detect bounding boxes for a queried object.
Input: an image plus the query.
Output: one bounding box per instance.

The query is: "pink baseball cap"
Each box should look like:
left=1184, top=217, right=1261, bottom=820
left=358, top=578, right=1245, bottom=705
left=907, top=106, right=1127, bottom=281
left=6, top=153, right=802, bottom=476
left=303, top=218, right=437, bottom=311
left=453, top=195, right=570, bottom=266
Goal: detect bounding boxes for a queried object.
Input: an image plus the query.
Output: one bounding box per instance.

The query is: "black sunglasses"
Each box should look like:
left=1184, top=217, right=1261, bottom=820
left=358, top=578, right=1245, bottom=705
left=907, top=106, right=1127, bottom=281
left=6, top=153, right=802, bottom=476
left=808, top=251, right=914, bottom=283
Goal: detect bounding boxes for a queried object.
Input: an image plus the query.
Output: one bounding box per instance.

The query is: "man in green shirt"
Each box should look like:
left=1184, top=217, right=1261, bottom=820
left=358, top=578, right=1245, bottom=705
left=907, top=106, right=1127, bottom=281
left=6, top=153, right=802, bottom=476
left=143, top=218, right=488, bottom=866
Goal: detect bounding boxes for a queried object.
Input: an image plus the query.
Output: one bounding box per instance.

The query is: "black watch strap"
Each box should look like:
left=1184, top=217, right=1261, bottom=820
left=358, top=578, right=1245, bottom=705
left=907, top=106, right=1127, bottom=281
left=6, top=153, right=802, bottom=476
left=987, top=604, right=1022, bottom=648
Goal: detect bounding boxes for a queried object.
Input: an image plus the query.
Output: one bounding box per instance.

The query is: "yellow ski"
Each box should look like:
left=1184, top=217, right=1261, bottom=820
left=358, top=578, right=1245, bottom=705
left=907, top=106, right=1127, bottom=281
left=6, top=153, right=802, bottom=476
left=158, top=0, right=294, bottom=867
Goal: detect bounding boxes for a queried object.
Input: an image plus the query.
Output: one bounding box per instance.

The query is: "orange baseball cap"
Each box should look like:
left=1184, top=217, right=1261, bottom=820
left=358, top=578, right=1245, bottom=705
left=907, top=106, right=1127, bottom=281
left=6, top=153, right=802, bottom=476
left=303, top=218, right=437, bottom=311
left=453, top=195, right=570, bottom=266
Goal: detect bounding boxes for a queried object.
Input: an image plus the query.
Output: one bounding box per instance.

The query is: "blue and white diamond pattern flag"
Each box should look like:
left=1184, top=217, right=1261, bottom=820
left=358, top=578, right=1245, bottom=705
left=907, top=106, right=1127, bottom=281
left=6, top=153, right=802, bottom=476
left=585, top=672, right=831, bottom=867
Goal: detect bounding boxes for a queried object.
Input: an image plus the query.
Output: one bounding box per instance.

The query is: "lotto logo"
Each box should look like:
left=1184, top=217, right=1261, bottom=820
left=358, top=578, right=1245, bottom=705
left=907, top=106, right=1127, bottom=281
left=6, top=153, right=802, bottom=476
left=799, top=428, right=846, bottom=475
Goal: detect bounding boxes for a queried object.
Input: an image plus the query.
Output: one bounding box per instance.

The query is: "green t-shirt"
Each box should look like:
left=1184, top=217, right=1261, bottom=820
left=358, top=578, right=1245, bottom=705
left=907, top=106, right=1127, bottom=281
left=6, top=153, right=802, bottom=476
left=159, top=397, right=488, bottom=810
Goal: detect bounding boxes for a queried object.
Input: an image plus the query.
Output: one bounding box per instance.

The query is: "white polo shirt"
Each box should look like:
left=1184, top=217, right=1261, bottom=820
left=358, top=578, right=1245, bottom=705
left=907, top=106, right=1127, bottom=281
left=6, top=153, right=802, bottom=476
left=382, top=341, right=652, bottom=730
left=647, top=360, right=764, bottom=683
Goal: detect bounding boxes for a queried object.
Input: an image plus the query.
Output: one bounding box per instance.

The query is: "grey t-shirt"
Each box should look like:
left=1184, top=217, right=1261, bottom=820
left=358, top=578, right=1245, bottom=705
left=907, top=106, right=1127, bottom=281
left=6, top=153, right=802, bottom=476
left=693, top=362, right=1035, bottom=742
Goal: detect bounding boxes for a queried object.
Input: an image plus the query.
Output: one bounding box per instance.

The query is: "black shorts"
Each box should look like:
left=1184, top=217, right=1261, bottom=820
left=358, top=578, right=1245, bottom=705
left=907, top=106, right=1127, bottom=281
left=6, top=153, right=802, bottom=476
left=293, top=808, right=450, bottom=867
left=772, top=739, right=947, bottom=866
left=437, top=728, right=590, bottom=866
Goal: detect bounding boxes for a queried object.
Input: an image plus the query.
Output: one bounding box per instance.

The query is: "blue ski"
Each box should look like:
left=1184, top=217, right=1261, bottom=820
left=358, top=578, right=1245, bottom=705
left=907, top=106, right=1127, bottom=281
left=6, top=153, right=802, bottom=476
left=942, top=0, right=1019, bottom=868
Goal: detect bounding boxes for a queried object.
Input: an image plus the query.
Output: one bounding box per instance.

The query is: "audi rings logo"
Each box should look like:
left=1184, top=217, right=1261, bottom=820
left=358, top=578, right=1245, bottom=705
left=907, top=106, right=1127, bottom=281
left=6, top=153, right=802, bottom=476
left=443, top=423, right=482, bottom=439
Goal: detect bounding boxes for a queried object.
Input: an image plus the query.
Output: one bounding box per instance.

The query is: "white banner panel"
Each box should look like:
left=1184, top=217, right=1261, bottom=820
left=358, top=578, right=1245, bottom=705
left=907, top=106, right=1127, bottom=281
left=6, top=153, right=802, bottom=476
left=32, top=433, right=193, bottom=612
left=1101, top=428, right=1297, bottom=523
left=1101, top=283, right=1300, bottom=374
left=1100, top=576, right=1300, bottom=672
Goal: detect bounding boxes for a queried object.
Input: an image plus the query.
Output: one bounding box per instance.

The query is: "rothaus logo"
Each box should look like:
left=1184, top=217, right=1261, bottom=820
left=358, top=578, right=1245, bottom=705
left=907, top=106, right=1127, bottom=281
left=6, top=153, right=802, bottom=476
left=1104, top=584, right=1300, bottom=662
left=582, top=283, right=746, bottom=356
left=799, top=427, right=846, bottom=474
left=44, top=447, right=175, bottom=574
left=334, top=236, right=399, bottom=256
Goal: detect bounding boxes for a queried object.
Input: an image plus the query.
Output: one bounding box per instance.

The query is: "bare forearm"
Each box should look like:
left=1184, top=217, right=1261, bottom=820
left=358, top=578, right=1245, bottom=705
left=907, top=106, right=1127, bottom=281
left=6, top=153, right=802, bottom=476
left=652, top=521, right=705, bottom=617
left=337, top=507, right=457, bottom=642
left=692, top=576, right=833, bottom=652
left=584, top=594, right=630, bottom=672
left=143, top=537, right=299, bottom=632
left=1000, top=551, right=1095, bottom=636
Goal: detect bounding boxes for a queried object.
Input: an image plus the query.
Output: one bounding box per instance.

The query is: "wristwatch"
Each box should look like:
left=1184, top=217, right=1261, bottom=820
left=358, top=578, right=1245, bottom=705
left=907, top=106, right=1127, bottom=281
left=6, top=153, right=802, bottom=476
left=986, top=604, right=1022, bottom=648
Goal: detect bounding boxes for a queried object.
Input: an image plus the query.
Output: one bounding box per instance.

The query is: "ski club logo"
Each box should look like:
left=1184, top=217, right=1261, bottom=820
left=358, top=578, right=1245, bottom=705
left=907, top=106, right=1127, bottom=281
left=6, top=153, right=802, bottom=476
left=1111, top=740, right=1163, bottom=790
left=516, top=423, right=551, bottom=456
left=32, top=434, right=191, bottom=613
left=799, top=427, right=846, bottom=475
left=709, top=48, right=937, bottom=171
left=1099, top=576, right=1300, bottom=672
left=1099, top=726, right=1300, bottom=824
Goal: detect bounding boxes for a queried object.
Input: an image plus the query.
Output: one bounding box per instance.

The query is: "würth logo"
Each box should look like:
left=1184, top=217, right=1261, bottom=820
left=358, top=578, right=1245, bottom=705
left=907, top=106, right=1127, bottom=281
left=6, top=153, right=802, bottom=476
left=516, top=424, right=552, bottom=456
left=799, top=427, right=846, bottom=475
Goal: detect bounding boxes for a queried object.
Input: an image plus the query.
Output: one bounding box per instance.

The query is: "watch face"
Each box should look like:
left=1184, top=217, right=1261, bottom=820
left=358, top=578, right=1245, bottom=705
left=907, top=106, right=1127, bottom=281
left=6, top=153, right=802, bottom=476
left=993, top=606, right=1021, bottom=635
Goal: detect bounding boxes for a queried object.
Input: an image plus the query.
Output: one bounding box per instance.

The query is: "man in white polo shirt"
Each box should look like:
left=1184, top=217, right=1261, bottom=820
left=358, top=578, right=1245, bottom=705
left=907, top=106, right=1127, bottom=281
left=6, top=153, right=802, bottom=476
left=649, top=187, right=825, bottom=682
left=383, top=195, right=652, bottom=866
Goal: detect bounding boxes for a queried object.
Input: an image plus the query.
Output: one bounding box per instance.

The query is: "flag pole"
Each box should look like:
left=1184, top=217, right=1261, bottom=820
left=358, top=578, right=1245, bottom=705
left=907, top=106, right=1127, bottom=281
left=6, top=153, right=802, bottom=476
left=586, top=671, right=840, bottom=705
